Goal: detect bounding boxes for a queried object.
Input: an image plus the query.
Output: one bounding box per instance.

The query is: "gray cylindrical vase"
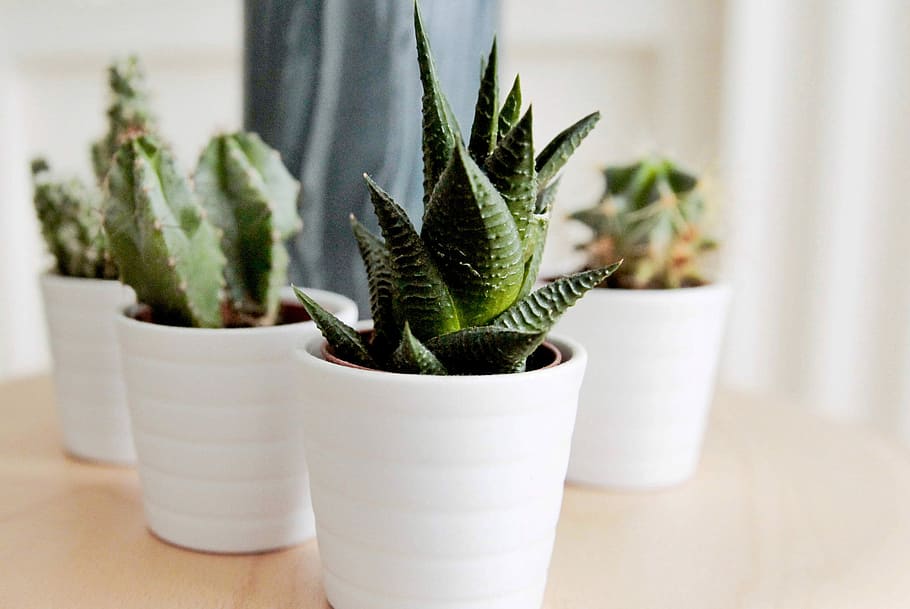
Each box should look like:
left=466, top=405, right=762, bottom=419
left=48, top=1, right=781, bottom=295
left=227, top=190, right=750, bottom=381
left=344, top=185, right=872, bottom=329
left=244, top=0, right=500, bottom=308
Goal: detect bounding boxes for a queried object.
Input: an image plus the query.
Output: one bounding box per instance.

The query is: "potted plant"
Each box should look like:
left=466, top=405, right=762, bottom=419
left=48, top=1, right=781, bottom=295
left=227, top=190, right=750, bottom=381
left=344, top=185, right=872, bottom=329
left=558, top=157, right=730, bottom=489
left=292, top=6, right=615, bottom=608
left=30, top=57, right=156, bottom=464
left=101, top=102, right=357, bottom=551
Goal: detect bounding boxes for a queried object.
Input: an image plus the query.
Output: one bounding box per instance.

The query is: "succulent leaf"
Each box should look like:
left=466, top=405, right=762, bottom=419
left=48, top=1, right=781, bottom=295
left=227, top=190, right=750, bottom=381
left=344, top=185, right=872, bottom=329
left=426, top=326, right=543, bottom=375
left=468, top=39, right=499, bottom=162
left=293, top=286, right=375, bottom=367
left=422, top=139, right=525, bottom=326
left=104, top=136, right=225, bottom=328
left=494, top=263, right=621, bottom=333
left=392, top=322, right=447, bottom=375
left=414, top=1, right=460, bottom=206
left=535, top=111, right=600, bottom=187
left=485, top=107, right=536, bottom=243
left=497, top=75, right=522, bottom=141
left=351, top=215, right=400, bottom=356
left=365, top=174, right=461, bottom=339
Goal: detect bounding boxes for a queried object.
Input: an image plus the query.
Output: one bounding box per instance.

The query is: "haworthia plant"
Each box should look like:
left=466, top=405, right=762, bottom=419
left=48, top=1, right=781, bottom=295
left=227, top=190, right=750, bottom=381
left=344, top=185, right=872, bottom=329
left=91, top=56, right=157, bottom=185
left=294, top=2, right=619, bottom=375
left=31, top=159, right=117, bottom=280
left=195, top=132, right=302, bottom=326
left=570, top=156, right=717, bottom=289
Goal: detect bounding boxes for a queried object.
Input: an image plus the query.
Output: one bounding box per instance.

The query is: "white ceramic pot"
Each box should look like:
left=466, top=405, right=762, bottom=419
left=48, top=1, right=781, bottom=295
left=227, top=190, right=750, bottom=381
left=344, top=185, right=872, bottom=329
left=40, top=274, right=136, bottom=464
left=116, top=288, right=357, bottom=554
left=556, top=283, right=731, bottom=489
left=295, top=333, right=586, bottom=609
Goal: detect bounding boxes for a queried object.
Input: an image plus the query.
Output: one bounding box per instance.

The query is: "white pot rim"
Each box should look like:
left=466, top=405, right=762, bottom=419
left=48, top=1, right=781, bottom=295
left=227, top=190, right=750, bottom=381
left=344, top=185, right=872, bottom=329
left=115, top=287, right=354, bottom=338
left=296, top=331, right=586, bottom=386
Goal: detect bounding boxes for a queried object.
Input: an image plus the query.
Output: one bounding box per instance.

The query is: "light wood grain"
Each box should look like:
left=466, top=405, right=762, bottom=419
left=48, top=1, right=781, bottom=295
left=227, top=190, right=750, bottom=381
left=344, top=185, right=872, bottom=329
left=2, top=376, right=910, bottom=608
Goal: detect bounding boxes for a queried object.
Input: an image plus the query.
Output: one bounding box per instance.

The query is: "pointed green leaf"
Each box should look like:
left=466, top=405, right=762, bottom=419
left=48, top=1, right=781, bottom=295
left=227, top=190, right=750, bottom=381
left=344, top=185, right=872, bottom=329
left=667, top=165, right=698, bottom=194
left=364, top=174, right=460, bottom=339
left=350, top=215, right=400, bottom=355
left=497, top=75, right=522, bottom=141
left=422, top=139, right=524, bottom=326
left=494, top=263, right=621, bottom=333
left=392, top=322, right=447, bottom=375
left=485, top=107, right=536, bottom=242
left=426, top=326, right=543, bottom=375
left=292, top=285, right=375, bottom=367
left=625, top=160, right=660, bottom=210
left=535, top=174, right=561, bottom=215
left=568, top=204, right=617, bottom=237
left=469, top=39, right=499, bottom=162
left=414, top=1, right=459, bottom=205
left=603, top=163, right=640, bottom=196
left=516, top=214, right=548, bottom=299
left=535, top=111, right=600, bottom=187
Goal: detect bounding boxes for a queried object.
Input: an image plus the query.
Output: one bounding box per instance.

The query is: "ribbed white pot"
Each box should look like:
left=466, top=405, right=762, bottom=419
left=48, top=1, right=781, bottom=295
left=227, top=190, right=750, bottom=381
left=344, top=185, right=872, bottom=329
left=40, top=274, right=136, bottom=464
left=295, top=333, right=586, bottom=609
left=556, top=283, right=731, bottom=489
left=116, top=288, right=357, bottom=554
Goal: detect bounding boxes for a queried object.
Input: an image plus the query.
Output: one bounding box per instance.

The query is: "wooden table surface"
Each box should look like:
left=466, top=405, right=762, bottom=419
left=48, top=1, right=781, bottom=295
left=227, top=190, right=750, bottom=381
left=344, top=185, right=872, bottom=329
left=2, top=376, right=910, bottom=609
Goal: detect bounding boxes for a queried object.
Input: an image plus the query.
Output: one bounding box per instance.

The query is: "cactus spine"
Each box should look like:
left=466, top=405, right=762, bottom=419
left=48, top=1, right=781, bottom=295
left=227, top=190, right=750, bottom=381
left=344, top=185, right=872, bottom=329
left=570, top=157, right=716, bottom=289
left=195, top=132, right=302, bottom=326
left=293, top=2, right=617, bottom=375
left=103, top=136, right=226, bottom=327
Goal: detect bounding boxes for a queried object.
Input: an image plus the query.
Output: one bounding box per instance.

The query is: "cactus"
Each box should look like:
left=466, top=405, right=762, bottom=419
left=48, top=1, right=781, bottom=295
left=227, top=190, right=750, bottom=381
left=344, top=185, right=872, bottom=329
left=570, top=157, right=716, bottom=289
left=293, top=2, right=618, bottom=375
left=91, top=56, right=157, bottom=184
left=195, top=132, right=302, bottom=326
left=31, top=159, right=117, bottom=279
left=103, top=136, right=226, bottom=327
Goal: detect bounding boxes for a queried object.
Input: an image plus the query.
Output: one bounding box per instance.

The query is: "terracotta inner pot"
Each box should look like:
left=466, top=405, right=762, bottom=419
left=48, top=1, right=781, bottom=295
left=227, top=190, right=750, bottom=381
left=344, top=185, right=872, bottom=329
left=322, top=331, right=562, bottom=373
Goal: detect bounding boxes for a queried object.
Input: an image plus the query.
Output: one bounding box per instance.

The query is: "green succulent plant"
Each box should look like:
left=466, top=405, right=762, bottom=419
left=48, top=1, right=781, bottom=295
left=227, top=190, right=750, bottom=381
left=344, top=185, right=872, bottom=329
left=103, top=132, right=302, bottom=329
left=293, top=3, right=618, bottom=376
left=91, top=55, right=157, bottom=185
left=31, top=159, right=117, bottom=280
left=570, top=157, right=716, bottom=289
left=30, top=57, right=152, bottom=281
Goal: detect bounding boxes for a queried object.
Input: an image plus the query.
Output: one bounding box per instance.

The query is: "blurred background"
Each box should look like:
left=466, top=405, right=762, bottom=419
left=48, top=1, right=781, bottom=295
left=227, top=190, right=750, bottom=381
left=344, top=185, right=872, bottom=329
left=1, top=0, right=909, bottom=443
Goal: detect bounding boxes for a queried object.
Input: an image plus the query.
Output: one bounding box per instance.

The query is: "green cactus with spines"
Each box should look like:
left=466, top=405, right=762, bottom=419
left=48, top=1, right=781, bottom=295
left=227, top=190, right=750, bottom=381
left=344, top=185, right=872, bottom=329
left=31, top=159, right=117, bottom=279
left=570, top=156, right=717, bottom=289
left=195, top=132, right=302, bottom=326
left=103, top=136, right=226, bottom=328
left=92, top=55, right=157, bottom=185
left=293, top=2, right=618, bottom=375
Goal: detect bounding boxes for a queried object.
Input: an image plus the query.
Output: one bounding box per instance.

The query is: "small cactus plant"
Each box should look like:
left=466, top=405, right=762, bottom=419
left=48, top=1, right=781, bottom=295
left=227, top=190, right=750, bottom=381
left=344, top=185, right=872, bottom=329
left=570, top=157, right=716, bottom=289
left=293, top=3, right=618, bottom=375
left=31, top=159, right=117, bottom=279
left=91, top=56, right=157, bottom=185
left=103, top=133, right=302, bottom=328
left=32, top=55, right=156, bottom=281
